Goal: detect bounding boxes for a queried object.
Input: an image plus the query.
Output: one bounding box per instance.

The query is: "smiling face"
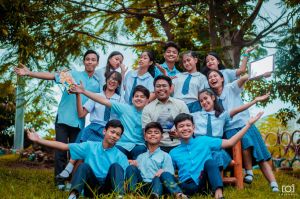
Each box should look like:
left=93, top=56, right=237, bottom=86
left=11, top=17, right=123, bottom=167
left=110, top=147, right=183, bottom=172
left=144, top=127, right=162, bottom=145
left=176, top=119, right=195, bottom=141
left=132, top=91, right=149, bottom=110
left=182, top=54, right=197, bottom=73
left=206, top=55, right=219, bottom=70
left=208, top=71, right=224, bottom=90
left=164, top=47, right=179, bottom=63
left=109, top=55, right=123, bottom=70
left=199, top=92, right=215, bottom=112
left=84, top=53, right=99, bottom=73
left=106, top=73, right=120, bottom=91
left=138, top=52, right=153, bottom=69
left=103, top=126, right=122, bottom=147
left=154, top=79, right=172, bottom=102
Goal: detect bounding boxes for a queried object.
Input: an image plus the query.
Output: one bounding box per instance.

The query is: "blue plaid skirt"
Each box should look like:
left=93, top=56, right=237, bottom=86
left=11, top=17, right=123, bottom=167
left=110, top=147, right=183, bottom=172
left=75, top=123, right=105, bottom=143
left=225, top=125, right=271, bottom=165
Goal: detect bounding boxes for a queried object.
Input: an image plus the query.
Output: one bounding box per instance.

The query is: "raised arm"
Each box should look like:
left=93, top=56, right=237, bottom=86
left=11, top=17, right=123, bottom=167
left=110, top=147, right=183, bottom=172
left=236, top=46, right=257, bottom=76
left=27, top=129, right=69, bottom=151
left=229, top=92, right=270, bottom=117
left=237, top=74, right=249, bottom=88
left=14, top=63, right=55, bottom=80
left=221, top=112, right=263, bottom=149
left=70, top=82, right=112, bottom=107
left=76, top=94, right=88, bottom=118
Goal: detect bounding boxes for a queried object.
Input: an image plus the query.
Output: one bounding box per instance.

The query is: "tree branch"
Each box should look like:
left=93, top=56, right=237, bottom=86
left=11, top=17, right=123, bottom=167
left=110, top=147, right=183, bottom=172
left=240, top=0, right=263, bottom=33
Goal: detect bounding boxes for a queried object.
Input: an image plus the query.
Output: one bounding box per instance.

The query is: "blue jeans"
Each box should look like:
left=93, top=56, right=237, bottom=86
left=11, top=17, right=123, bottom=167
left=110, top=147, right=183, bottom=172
left=125, top=165, right=182, bottom=196
left=116, top=145, right=147, bottom=160
left=179, top=159, right=223, bottom=196
left=70, top=163, right=125, bottom=197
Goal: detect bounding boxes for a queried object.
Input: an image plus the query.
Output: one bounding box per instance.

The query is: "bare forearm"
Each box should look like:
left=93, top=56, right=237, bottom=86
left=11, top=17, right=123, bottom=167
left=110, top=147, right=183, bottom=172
left=76, top=94, right=87, bottom=118
left=28, top=71, right=55, bottom=80
left=230, top=100, right=256, bottom=117
left=222, top=123, right=251, bottom=148
left=236, top=57, right=248, bottom=76
left=82, top=90, right=111, bottom=107
left=36, top=139, right=69, bottom=151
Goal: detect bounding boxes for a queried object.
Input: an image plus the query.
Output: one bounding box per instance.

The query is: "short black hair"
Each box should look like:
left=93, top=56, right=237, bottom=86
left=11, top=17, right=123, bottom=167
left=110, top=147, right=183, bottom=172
left=164, top=41, right=180, bottom=53
left=153, top=75, right=172, bottom=87
left=133, top=85, right=150, bottom=99
left=83, top=50, right=99, bottom=61
left=174, top=113, right=194, bottom=128
left=105, top=119, right=124, bottom=134
left=144, top=122, right=164, bottom=134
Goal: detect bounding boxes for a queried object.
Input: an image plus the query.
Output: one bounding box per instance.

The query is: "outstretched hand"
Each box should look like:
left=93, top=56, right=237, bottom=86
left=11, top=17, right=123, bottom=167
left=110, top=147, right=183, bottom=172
left=14, top=63, right=30, bottom=76
left=255, top=92, right=270, bottom=102
left=155, top=63, right=167, bottom=76
left=245, top=45, right=258, bottom=54
left=27, top=128, right=40, bottom=142
left=247, top=112, right=264, bottom=125
left=69, top=81, right=85, bottom=94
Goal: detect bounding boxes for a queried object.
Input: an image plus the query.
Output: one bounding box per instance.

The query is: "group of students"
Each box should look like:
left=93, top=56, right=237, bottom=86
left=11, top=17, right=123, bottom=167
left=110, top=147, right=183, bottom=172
left=16, top=41, right=279, bottom=199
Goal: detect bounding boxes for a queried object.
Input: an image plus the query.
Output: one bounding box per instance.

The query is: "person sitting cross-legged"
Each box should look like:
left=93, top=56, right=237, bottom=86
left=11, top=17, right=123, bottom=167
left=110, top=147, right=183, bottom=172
left=27, top=120, right=129, bottom=199
left=125, top=122, right=188, bottom=199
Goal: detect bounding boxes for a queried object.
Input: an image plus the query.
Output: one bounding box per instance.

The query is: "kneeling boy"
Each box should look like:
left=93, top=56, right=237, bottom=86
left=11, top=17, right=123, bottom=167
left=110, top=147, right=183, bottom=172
left=170, top=113, right=263, bottom=199
left=27, top=120, right=128, bottom=199
left=126, top=122, right=187, bottom=199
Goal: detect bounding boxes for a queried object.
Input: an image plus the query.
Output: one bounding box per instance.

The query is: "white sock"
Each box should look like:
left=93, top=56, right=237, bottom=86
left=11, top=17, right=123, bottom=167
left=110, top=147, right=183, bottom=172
left=68, top=193, right=77, bottom=199
left=244, top=170, right=253, bottom=182
left=270, top=181, right=279, bottom=192
left=59, top=162, right=74, bottom=178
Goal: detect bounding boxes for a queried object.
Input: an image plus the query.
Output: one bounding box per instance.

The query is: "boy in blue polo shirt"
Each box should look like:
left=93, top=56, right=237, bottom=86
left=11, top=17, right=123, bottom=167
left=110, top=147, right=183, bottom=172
left=27, top=120, right=128, bottom=199
left=170, top=113, right=263, bottom=198
left=125, top=122, right=187, bottom=199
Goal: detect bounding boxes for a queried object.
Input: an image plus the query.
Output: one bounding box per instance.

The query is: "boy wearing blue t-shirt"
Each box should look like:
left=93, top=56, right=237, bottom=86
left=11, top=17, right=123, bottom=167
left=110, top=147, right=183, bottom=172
left=170, top=113, right=263, bottom=198
left=125, top=122, right=187, bottom=199
left=27, top=120, right=128, bottom=199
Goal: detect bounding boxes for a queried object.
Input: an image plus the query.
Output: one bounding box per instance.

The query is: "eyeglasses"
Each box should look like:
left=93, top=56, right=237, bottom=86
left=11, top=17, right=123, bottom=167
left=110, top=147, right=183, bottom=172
left=107, top=77, right=118, bottom=82
left=155, top=84, right=169, bottom=88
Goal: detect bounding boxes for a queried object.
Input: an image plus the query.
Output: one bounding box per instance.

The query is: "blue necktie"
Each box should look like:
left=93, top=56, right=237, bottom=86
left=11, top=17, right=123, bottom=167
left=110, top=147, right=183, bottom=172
left=104, top=106, right=111, bottom=121
left=218, top=98, right=224, bottom=110
left=206, top=114, right=212, bottom=137
left=129, top=76, right=138, bottom=104
left=181, top=74, right=192, bottom=95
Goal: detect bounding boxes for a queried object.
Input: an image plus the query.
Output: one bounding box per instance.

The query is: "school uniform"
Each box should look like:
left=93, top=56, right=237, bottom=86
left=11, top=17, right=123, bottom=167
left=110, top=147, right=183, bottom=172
left=170, top=136, right=223, bottom=195
left=192, top=110, right=232, bottom=169
left=154, top=62, right=180, bottom=78
left=69, top=141, right=129, bottom=196
left=111, top=102, right=147, bottom=159
left=142, top=98, right=189, bottom=152
left=123, top=70, right=154, bottom=104
left=219, top=80, right=271, bottom=164
left=76, top=92, right=122, bottom=142
left=54, top=70, right=101, bottom=179
left=126, top=147, right=182, bottom=196
left=173, top=72, right=208, bottom=112
left=220, top=69, right=238, bottom=85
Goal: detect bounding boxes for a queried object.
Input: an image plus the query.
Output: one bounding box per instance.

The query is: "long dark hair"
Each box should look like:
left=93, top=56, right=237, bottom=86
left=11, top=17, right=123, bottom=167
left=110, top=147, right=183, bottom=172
left=103, top=71, right=122, bottom=95
left=201, top=52, right=226, bottom=77
left=142, top=50, right=156, bottom=78
left=198, top=88, right=224, bottom=118
left=104, top=51, right=124, bottom=79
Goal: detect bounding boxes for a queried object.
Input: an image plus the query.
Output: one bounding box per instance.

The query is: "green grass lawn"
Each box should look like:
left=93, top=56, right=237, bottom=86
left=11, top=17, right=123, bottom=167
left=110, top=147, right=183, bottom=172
left=0, top=154, right=299, bottom=199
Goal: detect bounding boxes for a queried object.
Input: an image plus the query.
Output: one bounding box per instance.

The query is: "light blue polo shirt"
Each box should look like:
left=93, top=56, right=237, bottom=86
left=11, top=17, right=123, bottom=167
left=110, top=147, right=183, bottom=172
left=69, top=141, right=129, bottom=179
left=173, top=72, right=209, bottom=104
left=220, top=69, right=238, bottom=85
left=123, top=70, right=154, bottom=104
left=219, top=80, right=250, bottom=131
left=170, top=136, right=222, bottom=185
left=111, top=102, right=145, bottom=151
left=136, top=147, right=174, bottom=183
left=55, top=70, right=101, bottom=129
left=154, top=62, right=180, bottom=78
left=84, top=92, right=122, bottom=125
left=192, top=110, right=231, bottom=138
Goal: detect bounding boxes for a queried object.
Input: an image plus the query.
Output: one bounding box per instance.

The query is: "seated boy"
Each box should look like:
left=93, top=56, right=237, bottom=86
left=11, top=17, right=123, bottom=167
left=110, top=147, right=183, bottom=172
left=170, top=113, right=263, bottom=199
left=125, top=122, right=187, bottom=199
left=27, top=120, right=129, bottom=199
